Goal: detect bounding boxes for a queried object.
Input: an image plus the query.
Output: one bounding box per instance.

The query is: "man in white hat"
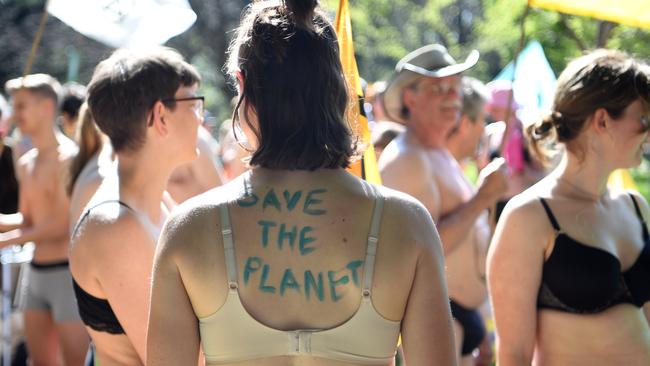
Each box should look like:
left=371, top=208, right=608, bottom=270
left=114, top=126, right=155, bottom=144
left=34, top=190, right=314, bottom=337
left=378, top=44, right=508, bottom=365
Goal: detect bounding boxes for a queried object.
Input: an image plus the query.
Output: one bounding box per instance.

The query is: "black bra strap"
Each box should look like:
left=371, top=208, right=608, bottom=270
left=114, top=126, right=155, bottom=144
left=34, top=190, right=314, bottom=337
left=628, top=193, right=649, bottom=239
left=539, top=198, right=561, bottom=232
left=71, top=200, right=133, bottom=238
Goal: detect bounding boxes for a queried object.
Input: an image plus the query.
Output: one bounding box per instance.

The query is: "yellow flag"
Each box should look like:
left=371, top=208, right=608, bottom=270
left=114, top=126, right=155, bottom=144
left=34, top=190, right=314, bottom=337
left=608, top=169, right=638, bottom=190
left=529, top=0, right=650, bottom=29
left=334, top=0, right=382, bottom=184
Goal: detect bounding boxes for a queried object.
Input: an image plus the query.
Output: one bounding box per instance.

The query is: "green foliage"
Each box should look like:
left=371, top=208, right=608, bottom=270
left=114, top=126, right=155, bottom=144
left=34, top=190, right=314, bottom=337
left=322, top=0, right=650, bottom=87
left=631, top=159, right=650, bottom=203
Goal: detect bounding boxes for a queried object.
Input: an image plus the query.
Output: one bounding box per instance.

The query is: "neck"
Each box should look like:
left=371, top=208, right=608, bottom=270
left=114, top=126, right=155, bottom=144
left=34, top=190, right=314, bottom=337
left=29, top=124, right=58, bottom=150
left=406, top=127, right=447, bottom=150
left=445, top=135, right=466, bottom=162
left=115, top=149, right=175, bottom=224
left=554, top=151, right=610, bottom=202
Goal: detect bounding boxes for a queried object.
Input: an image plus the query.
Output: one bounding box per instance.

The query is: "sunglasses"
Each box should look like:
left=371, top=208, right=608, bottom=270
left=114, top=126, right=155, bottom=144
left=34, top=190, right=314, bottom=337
left=414, top=79, right=461, bottom=96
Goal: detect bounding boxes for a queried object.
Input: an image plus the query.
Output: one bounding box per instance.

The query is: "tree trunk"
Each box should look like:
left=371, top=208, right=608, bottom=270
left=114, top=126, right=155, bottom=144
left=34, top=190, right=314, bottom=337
left=597, top=21, right=616, bottom=48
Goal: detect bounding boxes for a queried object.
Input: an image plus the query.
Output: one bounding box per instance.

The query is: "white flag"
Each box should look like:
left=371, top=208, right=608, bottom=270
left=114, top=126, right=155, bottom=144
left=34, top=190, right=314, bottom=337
left=47, top=0, right=197, bottom=49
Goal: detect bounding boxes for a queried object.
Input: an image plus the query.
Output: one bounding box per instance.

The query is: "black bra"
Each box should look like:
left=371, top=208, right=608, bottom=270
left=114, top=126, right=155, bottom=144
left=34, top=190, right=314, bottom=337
left=537, top=194, right=650, bottom=314
left=71, top=200, right=131, bottom=335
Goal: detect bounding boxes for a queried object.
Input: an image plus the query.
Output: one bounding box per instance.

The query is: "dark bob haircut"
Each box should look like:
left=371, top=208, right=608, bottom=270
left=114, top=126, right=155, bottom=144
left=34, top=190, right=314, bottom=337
left=226, top=0, right=356, bottom=170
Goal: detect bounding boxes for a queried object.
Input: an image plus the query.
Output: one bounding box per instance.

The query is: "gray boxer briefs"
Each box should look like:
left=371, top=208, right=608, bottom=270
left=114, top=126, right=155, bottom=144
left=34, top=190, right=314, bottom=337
left=18, top=261, right=82, bottom=322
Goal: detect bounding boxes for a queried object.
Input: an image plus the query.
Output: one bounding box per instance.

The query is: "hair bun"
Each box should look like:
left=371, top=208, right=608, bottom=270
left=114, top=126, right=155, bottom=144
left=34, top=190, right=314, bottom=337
left=284, top=0, right=317, bottom=26
left=531, top=115, right=554, bottom=140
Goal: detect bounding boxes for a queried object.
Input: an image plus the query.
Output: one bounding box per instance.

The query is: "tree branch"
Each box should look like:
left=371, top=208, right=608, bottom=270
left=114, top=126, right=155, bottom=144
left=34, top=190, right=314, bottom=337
left=558, top=14, right=587, bottom=51
left=597, top=21, right=617, bottom=48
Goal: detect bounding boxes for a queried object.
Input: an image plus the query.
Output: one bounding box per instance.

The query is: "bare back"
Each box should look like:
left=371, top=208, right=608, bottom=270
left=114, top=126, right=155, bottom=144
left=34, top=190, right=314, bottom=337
left=148, top=168, right=457, bottom=365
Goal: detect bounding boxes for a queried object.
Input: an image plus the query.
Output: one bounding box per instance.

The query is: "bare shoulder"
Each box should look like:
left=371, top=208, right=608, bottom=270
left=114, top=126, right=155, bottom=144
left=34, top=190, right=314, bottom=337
left=72, top=203, right=152, bottom=257
left=496, top=183, right=555, bottom=247
left=501, top=187, right=548, bottom=225
left=373, top=184, right=439, bottom=249
left=380, top=138, right=430, bottom=170
left=158, top=178, right=243, bottom=257
left=612, top=188, right=650, bottom=218
left=375, top=184, right=430, bottom=217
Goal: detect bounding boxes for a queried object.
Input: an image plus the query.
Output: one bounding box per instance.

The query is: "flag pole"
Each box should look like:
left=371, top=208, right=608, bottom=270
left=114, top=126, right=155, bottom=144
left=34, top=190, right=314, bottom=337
left=23, top=0, right=51, bottom=77
left=498, top=1, right=530, bottom=155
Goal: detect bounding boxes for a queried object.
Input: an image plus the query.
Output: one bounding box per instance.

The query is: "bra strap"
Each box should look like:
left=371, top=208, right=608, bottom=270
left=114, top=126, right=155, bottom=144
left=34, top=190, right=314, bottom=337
left=539, top=198, right=561, bottom=232
left=71, top=200, right=133, bottom=239
left=628, top=193, right=649, bottom=239
left=218, top=204, right=239, bottom=290
left=362, top=186, right=384, bottom=297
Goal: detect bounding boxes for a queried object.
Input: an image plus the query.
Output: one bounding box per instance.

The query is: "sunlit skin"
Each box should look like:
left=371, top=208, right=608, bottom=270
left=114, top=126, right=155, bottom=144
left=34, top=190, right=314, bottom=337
left=146, top=74, right=457, bottom=366
left=488, top=100, right=650, bottom=366
left=69, top=84, right=202, bottom=366
left=380, top=72, right=509, bottom=366
left=0, top=87, right=89, bottom=366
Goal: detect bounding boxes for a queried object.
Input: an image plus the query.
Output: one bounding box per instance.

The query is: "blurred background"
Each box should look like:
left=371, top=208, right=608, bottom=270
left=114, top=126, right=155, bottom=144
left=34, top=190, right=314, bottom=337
left=1, top=0, right=648, bottom=197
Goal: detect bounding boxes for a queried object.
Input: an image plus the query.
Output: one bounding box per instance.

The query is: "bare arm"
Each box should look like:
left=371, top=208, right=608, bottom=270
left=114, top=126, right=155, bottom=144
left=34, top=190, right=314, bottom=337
left=437, top=158, right=508, bottom=254
left=0, top=161, right=70, bottom=247
left=147, top=213, right=200, bottom=365
left=0, top=213, right=23, bottom=232
left=436, top=192, right=492, bottom=254
left=400, top=201, right=457, bottom=366
left=487, top=197, right=547, bottom=366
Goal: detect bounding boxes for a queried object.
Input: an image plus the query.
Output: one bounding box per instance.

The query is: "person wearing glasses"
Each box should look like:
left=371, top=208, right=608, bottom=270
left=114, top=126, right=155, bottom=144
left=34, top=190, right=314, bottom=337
left=69, top=47, right=202, bottom=365
left=488, top=49, right=650, bottom=366
left=146, top=1, right=456, bottom=365
left=378, top=44, right=508, bottom=365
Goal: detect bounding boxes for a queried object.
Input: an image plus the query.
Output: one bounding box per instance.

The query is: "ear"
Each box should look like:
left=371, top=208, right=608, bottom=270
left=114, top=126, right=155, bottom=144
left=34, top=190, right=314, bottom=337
left=236, top=71, right=245, bottom=94
left=402, top=87, right=417, bottom=112
left=149, top=100, right=169, bottom=137
left=591, top=108, right=610, bottom=135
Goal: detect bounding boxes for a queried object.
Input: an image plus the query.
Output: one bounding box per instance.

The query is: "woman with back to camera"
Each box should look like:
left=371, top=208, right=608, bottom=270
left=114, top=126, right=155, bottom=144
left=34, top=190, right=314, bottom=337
left=488, top=49, right=650, bottom=366
left=146, top=1, right=457, bottom=365
left=69, top=47, right=202, bottom=365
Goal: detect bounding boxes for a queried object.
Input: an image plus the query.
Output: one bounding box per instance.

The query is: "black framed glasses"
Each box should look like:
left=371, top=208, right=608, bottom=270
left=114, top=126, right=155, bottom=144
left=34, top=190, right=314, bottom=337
left=161, top=96, right=205, bottom=118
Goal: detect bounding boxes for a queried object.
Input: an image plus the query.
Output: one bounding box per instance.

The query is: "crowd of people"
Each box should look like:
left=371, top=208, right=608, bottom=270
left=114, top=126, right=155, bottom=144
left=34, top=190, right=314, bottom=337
left=0, top=0, right=649, bottom=365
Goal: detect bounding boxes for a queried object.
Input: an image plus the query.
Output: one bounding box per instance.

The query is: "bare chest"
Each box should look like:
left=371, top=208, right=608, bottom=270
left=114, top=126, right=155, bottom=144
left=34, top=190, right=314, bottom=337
left=430, top=155, right=475, bottom=216
left=22, top=154, right=65, bottom=205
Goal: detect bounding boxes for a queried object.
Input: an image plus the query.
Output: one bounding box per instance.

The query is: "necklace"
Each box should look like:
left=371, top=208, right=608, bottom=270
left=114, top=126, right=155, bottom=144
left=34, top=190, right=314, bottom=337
left=557, top=176, right=606, bottom=202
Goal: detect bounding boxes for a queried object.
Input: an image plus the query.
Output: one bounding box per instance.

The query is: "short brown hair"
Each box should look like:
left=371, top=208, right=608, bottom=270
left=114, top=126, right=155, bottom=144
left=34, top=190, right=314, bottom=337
left=527, top=49, right=650, bottom=164
left=5, top=74, right=62, bottom=106
left=87, top=47, right=200, bottom=153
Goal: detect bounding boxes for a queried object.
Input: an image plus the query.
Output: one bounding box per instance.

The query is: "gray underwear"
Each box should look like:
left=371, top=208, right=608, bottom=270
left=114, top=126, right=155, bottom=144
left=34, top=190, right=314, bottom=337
left=18, top=261, right=82, bottom=322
